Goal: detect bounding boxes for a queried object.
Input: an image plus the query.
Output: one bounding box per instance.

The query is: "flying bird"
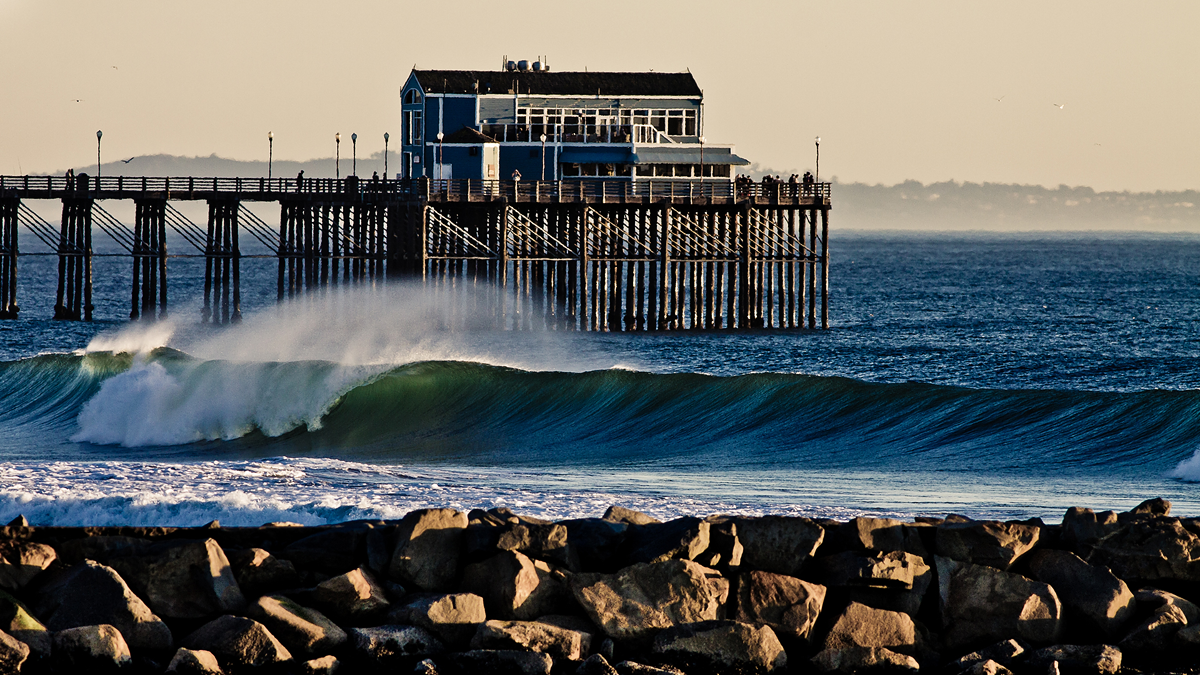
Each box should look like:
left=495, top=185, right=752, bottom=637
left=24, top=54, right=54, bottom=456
left=111, top=65, right=118, bottom=70
left=1052, top=103, right=1065, bottom=109
left=120, top=157, right=135, bottom=164
left=994, top=95, right=1005, bottom=102
left=70, top=99, right=83, bottom=103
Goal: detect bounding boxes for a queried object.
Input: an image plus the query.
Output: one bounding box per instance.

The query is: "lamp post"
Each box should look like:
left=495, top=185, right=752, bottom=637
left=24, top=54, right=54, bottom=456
left=815, top=136, right=820, bottom=184
left=335, top=132, right=341, bottom=179
left=540, top=133, right=547, bottom=181
left=436, top=132, right=444, bottom=180
left=383, top=132, right=390, bottom=179
left=351, top=133, right=358, bottom=176
left=267, top=131, right=274, bottom=180
left=698, top=135, right=705, bottom=181
left=96, top=130, right=103, bottom=180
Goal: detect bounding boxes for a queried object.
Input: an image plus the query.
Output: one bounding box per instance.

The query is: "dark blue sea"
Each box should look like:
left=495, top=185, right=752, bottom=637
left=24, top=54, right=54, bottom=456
left=3, top=229, right=1200, bottom=526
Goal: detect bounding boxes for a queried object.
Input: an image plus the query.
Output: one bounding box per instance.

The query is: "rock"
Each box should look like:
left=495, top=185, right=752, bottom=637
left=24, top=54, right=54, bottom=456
left=1026, top=549, right=1135, bottom=639
left=388, top=509, right=468, bottom=591
left=1117, top=588, right=1199, bottom=653
left=0, top=539, right=56, bottom=591
left=347, top=625, right=444, bottom=667
left=0, top=628, right=30, bottom=675
left=603, top=506, right=660, bottom=526
left=443, top=649, right=553, bottom=675
left=246, top=595, right=347, bottom=657
left=811, top=646, right=919, bottom=673
left=227, top=548, right=299, bottom=597
left=497, top=523, right=574, bottom=568
left=732, top=516, right=824, bottom=576
left=816, top=550, right=929, bottom=590
left=698, top=516, right=743, bottom=571
left=414, top=658, right=438, bottom=675
left=950, top=639, right=1026, bottom=671
left=165, top=647, right=224, bottom=674
left=625, top=518, right=711, bottom=565
left=561, top=519, right=629, bottom=573
left=109, top=538, right=247, bottom=620
left=1087, top=517, right=1200, bottom=585
left=312, top=567, right=391, bottom=624
left=938, top=557, right=1062, bottom=651
left=576, top=653, right=619, bottom=675
left=6, top=516, right=27, bottom=528
left=1120, top=498, right=1171, bottom=522
left=389, top=593, right=487, bottom=647
left=653, top=620, right=787, bottom=674
left=57, top=535, right=153, bottom=565
left=282, top=527, right=368, bottom=575
left=733, top=570, right=825, bottom=642
left=936, top=520, right=1040, bottom=570
left=823, top=601, right=916, bottom=653
left=829, top=517, right=929, bottom=557
left=53, top=624, right=132, bottom=672
left=471, top=619, right=590, bottom=660
left=0, top=588, right=49, bottom=655
left=1027, top=644, right=1121, bottom=675
left=1060, top=508, right=1119, bottom=554
left=963, top=659, right=1013, bottom=675
left=299, top=654, right=340, bottom=675
left=571, top=560, right=729, bottom=644
left=33, top=559, right=173, bottom=651
left=461, top=551, right=572, bottom=620
left=182, top=615, right=293, bottom=670
left=614, top=662, right=685, bottom=675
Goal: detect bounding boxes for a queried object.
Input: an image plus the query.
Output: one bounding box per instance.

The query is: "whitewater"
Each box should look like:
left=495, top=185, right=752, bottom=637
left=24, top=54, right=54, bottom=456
left=2, top=231, right=1200, bottom=525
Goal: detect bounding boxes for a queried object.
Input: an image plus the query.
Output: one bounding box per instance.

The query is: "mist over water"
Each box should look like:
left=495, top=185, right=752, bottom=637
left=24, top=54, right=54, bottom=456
left=2, top=233, right=1200, bottom=525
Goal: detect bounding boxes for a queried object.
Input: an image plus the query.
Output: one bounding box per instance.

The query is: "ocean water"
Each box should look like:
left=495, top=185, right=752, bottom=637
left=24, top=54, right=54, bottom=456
left=2, top=230, right=1200, bottom=526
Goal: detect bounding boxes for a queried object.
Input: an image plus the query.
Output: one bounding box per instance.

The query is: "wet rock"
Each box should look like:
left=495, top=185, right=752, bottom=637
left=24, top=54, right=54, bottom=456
left=1026, top=644, right=1121, bottom=675
left=823, top=601, right=916, bottom=653
left=246, top=595, right=347, bottom=657
left=0, top=628, right=30, bottom=675
left=165, top=647, right=223, bottom=674
left=53, top=624, right=132, bottom=672
left=733, top=570, right=825, bottom=642
left=471, top=619, right=590, bottom=660
left=443, top=649, right=553, bottom=675
left=1117, top=588, right=1199, bottom=653
left=810, top=646, right=919, bottom=673
left=653, top=619, right=787, bottom=674
left=388, top=509, right=468, bottom=591
left=110, top=538, right=246, bottom=620
left=1026, top=549, right=1135, bottom=639
left=1087, top=517, right=1200, bottom=585
left=938, top=557, right=1062, bottom=651
left=389, top=593, right=487, bottom=647
left=936, top=520, right=1041, bottom=570
left=299, top=654, right=340, bottom=675
left=461, top=551, right=572, bottom=620
left=603, top=507, right=659, bottom=526
left=625, top=518, right=711, bottom=566
left=312, top=567, right=391, bottom=624
left=227, top=548, right=299, bottom=597
left=347, top=625, right=444, bottom=667
left=0, top=539, right=56, bottom=591
left=33, top=559, right=173, bottom=651
left=182, top=615, right=292, bottom=671
left=576, top=653, right=619, bottom=675
left=571, top=560, right=729, bottom=644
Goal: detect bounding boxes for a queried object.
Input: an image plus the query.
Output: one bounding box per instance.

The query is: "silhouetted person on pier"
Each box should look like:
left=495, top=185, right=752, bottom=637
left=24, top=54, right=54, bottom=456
left=296, top=170, right=304, bottom=192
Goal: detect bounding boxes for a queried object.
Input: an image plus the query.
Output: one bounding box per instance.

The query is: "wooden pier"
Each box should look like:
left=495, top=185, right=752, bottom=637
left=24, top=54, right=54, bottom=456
left=0, top=175, right=831, bottom=330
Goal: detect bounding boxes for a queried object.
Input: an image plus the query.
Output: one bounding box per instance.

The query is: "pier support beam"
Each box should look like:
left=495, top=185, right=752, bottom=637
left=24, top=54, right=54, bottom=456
left=131, top=199, right=168, bottom=320
left=204, top=199, right=241, bottom=324
left=0, top=198, right=17, bottom=319
left=55, top=198, right=93, bottom=321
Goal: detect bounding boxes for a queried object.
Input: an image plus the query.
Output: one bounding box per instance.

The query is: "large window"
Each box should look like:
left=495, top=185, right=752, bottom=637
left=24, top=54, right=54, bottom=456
left=405, top=111, right=423, bottom=145
left=516, top=106, right=698, bottom=139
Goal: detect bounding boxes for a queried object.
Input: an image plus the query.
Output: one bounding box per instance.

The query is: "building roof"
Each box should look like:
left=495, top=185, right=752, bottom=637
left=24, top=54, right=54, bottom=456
left=633, top=147, right=750, bottom=166
left=411, top=70, right=702, bottom=97
left=441, top=127, right=498, bottom=144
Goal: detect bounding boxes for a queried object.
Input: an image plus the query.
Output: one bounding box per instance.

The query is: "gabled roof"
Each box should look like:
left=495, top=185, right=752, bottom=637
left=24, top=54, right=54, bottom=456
left=410, top=70, right=702, bottom=97
left=442, top=127, right=498, bottom=144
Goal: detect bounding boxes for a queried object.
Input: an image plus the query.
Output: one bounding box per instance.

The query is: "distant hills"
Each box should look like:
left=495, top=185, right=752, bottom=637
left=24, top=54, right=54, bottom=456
left=47, top=154, right=1200, bottom=231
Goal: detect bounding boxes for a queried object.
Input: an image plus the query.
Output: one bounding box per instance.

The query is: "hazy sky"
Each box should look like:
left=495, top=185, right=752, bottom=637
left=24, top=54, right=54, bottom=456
left=2, top=1, right=1197, bottom=192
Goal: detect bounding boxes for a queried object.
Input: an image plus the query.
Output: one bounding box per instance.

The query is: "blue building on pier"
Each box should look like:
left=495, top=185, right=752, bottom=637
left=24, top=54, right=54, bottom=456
left=399, top=61, right=749, bottom=182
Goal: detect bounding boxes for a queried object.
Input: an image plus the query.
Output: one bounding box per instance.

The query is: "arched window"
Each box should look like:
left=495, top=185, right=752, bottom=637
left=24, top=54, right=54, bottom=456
left=404, top=89, right=421, bottom=105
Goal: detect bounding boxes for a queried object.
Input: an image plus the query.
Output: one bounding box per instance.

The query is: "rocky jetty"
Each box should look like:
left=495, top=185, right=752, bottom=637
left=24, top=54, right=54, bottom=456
left=0, top=499, right=1196, bottom=674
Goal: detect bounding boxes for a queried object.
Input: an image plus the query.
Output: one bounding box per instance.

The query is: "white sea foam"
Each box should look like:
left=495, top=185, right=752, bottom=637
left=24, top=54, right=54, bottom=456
left=81, top=320, right=176, bottom=355
left=1169, top=449, right=1200, bottom=481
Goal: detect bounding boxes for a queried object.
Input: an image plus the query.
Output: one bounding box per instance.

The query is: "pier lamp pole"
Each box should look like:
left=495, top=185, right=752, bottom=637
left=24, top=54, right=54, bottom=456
left=698, top=135, right=705, bottom=187
left=383, top=132, right=390, bottom=179
left=351, top=133, right=357, bottom=176
left=540, top=134, right=547, bottom=181
left=335, top=133, right=341, bottom=180
left=436, top=132, right=444, bottom=181
left=815, top=136, right=820, bottom=184
left=267, top=131, right=274, bottom=180
left=96, top=130, right=103, bottom=180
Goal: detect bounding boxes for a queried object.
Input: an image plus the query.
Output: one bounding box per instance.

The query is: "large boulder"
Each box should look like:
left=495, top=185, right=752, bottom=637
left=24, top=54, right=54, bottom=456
left=299, top=654, right=339, bottom=675
left=938, top=557, right=1062, bottom=651
left=0, top=589, right=49, bottom=656
left=312, top=567, right=391, bottom=624
left=497, top=523, right=574, bottom=569
left=571, top=560, right=729, bottom=644
left=560, top=519, right=629, bottom=573
left=935, top=520, right=1040, bottom=570
left=388, top=509, right=468, bottom=591
left=165, top=647, right=224, bottom=674
left=816, top=550, right=932, bottom=616
left=576, top=653, right=620, bottom=675
left=347, top=625, right=444, bottom=668
left=949, top=639, right=1026, bottom=673
left=603, top=507, right=660, bottom=526
left=732, top=517, right=824, bottom=577
left=182, top=615, right=293, bottom=671
left=653, top=620, right=787, bottom=674
left=0, top=539, right=56, bottom=591
left=733, top=570, right=825, bottom=642
left=1026, top=644, right=1122, bottom=675
left=0, top=628, right=30, bottom=675
left=625, top=518, right=711, bottom=566
left=227, top=548, right=299, bottom=597
left=389, top=593, right=487, bottom=646
left=1087, top=517, right=1200, bottom=585
left=109, top=538, right=247, bottom=620
left=472, top=619, right=590, bottom=660
left=1026, top=549, right=1135, bottom=639
left=461, top=551, right=572, bottom=620
left=828, top=518, right=929, bottom=557
left=1117, top=588, right=1200, bottom=653
left=246, top=595, right=347, bottom=657
left=1060, top=508, right=1119, bottom=555
left=282, top=527, right=368, bottom=575
left=53, top=624, right=132, bottom=672
left=33, top=559, right=173, bottom=651
left=823, top=601, right=916, bottom=653
left=810, top=646, right=919, bottom=673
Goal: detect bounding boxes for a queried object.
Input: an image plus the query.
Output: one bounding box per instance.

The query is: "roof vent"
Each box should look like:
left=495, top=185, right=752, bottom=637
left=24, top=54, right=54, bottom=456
left=517, top=60, right=529, bottom=71
left=532, top=61, right=543, bottom=71
left=506, top=60, right=516, bottom=72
